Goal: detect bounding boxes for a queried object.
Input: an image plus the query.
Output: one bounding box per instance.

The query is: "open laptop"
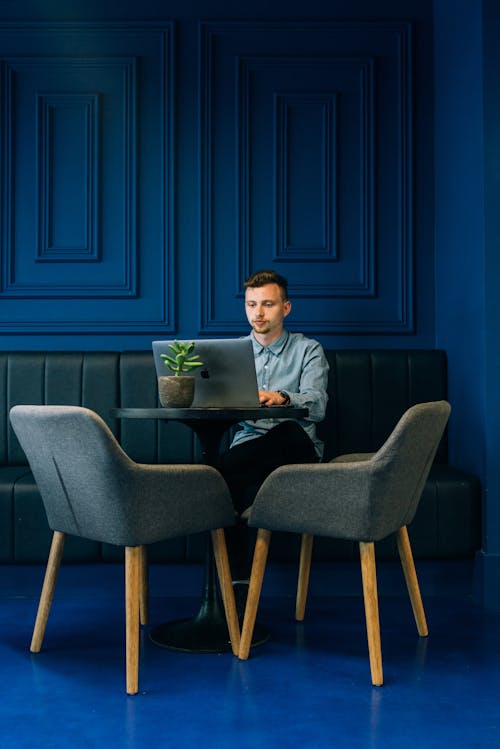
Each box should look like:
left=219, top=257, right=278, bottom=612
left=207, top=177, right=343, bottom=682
left=152, top=338, right=260, bottom=407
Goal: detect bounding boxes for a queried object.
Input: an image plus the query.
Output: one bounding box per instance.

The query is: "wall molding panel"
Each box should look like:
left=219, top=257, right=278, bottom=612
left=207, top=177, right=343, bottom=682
left=0, top=23, right=175, bottom=333
left=274, top=89, right=339, bottom=263
left=37, top=91, right=100, bottom=265
left=200, top=21, right=414, bottom=335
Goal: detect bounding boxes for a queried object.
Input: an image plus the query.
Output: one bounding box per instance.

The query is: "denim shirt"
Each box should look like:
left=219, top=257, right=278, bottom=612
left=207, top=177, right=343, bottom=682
left=230, top=330, right=329, bottom=458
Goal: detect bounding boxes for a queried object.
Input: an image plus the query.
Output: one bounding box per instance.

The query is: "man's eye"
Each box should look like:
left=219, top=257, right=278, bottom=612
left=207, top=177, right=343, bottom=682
left=264, top=302, right=275, bottom=307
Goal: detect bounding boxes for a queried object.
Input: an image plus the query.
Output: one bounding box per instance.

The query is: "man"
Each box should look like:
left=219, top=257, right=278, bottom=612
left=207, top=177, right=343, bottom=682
left=219, top=269, right=329, bottom=586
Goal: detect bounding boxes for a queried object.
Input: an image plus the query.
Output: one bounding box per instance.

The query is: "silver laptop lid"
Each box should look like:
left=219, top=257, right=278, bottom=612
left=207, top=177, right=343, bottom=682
left=152, top=338, right=259, bottom=407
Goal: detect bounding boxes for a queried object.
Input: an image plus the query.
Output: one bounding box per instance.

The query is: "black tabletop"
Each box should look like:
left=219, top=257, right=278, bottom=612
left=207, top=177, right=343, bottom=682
left=111, top=406, right=308, bottom=421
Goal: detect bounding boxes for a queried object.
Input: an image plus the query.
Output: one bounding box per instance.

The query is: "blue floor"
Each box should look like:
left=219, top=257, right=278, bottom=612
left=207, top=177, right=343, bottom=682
left=1, top=560, right=499, bottom=748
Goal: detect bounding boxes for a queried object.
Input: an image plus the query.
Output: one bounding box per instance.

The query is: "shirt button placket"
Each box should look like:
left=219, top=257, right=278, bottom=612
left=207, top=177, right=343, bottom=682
left=262, top=351, right=270, bottom=390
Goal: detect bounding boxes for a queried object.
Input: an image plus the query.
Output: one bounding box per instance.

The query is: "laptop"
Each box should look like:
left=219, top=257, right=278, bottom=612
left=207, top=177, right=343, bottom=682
left=152, top=338, right=260, bottom=407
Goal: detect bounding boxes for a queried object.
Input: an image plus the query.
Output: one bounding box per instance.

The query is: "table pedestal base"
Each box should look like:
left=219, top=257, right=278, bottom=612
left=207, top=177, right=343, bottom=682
left=149, top=542, right=269, bottom=653
left=149, top=598, right=269, bottom=653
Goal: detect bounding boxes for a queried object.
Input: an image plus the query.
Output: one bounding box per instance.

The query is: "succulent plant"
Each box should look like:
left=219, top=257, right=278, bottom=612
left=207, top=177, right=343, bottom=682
left=160, top=340, right=203, bottom=376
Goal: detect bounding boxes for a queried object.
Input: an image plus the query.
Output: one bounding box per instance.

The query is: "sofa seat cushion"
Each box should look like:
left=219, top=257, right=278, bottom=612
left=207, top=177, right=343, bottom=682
left=0, top=467, right=32, bottom=562
left=407, top=464, right=481, bottom=558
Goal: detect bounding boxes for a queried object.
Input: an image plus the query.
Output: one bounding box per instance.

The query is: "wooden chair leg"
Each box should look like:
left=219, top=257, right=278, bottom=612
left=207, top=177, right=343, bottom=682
left=211, top=528, right=240, bottom=655
left=296, top=533, right=314, bottom=621
left=125, top=546, right=141, bottom=695
left=139, top=545, right=149, bottom=626
left=239, top=528, right=272, bottom=660
left=359, top=541, right=383, bottom=686
left=31, top=531, right=65, bottom=653
left=397, top=525, right=428, bottom=637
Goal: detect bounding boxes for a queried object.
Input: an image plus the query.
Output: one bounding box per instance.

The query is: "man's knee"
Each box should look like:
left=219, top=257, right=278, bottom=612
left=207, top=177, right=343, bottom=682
left=264, top=420, right=317, bottom=462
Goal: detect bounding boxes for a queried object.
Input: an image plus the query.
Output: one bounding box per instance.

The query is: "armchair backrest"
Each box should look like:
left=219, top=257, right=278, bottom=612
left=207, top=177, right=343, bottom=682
left=9, top=405, right=234, bottom=547
left=9, top=405, right=139, bottom=542
left=366, top=400, right=451, bottom=537
left=248, top=401, right=451, bottom=543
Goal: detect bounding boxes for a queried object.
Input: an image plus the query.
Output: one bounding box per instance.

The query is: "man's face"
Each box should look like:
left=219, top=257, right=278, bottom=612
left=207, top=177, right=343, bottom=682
left=245, top=283, right=291, bottom=339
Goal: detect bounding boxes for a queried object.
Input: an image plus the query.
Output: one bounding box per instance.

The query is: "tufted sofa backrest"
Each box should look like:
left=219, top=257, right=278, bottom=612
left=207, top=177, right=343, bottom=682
left=0, top=349, right=448, bottom=468
left=318, top=350, right=448, bottom=462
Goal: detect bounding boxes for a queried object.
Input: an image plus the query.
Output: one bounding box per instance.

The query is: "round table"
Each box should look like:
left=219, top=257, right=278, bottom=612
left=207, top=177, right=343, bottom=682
left=111, top=406, right=308, bottom=653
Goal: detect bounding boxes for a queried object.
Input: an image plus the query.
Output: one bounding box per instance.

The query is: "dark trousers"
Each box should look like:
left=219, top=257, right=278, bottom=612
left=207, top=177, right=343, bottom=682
left=218, top=420, right=319, bottom=579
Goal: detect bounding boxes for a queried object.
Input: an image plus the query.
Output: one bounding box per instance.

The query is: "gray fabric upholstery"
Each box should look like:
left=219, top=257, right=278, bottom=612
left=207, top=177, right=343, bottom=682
left=9, top=405, right=235, bottom=547
left=247, top=401, right=451, bottom=542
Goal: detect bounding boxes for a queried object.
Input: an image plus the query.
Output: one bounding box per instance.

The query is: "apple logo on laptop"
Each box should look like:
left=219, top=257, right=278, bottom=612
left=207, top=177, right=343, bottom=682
left=200, top=368, right=210, bottom=379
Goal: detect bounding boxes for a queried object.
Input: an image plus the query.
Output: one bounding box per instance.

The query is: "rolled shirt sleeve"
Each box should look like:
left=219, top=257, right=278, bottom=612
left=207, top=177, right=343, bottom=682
left=286, top=339, right=328, bottom=423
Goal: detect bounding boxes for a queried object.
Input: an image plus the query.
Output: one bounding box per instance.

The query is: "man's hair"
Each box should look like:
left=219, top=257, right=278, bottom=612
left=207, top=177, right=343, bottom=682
left=244, top=270, right=289, bottom=301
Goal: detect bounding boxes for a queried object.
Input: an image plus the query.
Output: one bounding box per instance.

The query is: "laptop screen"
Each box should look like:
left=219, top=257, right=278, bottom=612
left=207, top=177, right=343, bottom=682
left=152, top=338, right=260, bottom=407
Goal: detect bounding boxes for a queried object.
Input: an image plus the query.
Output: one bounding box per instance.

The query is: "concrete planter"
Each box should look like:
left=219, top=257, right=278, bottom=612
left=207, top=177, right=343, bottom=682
left=158, top=376, right=195, bottom=408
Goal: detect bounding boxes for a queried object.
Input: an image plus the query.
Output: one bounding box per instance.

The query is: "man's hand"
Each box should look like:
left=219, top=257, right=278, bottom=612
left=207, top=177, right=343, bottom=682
left=258, top=390, right=289, bottom=406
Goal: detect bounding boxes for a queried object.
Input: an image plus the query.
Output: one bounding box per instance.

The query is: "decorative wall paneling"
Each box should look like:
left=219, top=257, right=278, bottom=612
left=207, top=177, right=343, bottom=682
left=199, top=22, right=414, bottom=336
left=0, top=22, right=174, bottom=334
left=0, top=17, right=416, bottom=341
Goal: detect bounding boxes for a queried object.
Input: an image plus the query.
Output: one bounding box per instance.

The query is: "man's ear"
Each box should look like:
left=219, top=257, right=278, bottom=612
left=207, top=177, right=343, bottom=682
left=283, top=300, right=292, bottom=318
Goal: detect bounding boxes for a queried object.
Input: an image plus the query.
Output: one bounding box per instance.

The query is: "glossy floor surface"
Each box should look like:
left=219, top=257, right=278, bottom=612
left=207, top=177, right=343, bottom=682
left=1, top=560, right=499, bottom=749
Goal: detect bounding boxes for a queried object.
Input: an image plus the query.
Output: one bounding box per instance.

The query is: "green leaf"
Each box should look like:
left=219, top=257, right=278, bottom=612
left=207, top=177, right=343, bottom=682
left=184, top=361, right=203, bottom=370
left=161, top=354, right=180, bottom=372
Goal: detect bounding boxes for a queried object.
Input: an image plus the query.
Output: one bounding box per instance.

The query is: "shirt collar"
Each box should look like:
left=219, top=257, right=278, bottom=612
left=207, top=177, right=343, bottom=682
left=251, top=329, right=289, bottom=357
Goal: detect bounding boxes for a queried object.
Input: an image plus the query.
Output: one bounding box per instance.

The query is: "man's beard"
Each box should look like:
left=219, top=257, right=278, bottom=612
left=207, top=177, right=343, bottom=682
left=252, top=321, right=271, bottom=334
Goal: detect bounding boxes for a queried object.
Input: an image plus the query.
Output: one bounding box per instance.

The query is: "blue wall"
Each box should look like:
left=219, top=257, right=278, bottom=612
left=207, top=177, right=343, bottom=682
left=434, top=0, right=500, bottom=609
left=434, top=4, right=485, bottom=483
left=1, top=0, right=499, bottom=605
left=0, top=0, right=435, bottom=350
left=481, top=0, right=500, bottom=607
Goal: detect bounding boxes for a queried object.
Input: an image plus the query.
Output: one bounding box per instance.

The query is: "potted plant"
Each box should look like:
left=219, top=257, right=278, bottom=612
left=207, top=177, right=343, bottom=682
left=157, top=340, right=203, bottom=407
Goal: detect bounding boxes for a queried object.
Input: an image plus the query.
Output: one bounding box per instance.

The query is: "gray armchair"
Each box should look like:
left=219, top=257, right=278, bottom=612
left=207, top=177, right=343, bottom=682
left=238, top=401, right=451, bottom=685
left=9, top=405, right=239, bottom=695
